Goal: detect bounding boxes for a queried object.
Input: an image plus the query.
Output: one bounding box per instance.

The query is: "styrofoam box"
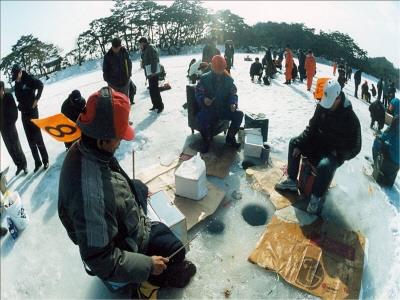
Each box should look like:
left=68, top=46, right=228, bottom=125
left=244, top=128, right=264, bottom=158
left=175, top=155, right=208, bottom=201
left=147, top=191, right=188, bottom=248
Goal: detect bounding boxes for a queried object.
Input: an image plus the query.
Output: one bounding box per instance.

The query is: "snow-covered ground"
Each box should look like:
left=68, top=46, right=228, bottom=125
left=1, top=52, right=399, bottom=299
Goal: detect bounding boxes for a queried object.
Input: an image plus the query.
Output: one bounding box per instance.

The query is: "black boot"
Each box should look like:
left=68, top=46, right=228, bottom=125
left=165, top=260, right=197, bottom=288
left=226, top=128, right=241, bottom=149
left=0, top=227, right=7, bottom=238
left=34, top=162, right=42, bottom=173
left=200, top=130, right=211, bottom=153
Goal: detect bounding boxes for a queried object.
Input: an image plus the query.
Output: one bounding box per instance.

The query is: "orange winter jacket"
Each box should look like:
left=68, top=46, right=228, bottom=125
left=285, top=50, right=293, bottom=69
left=305, top=55, right=316, bottom=75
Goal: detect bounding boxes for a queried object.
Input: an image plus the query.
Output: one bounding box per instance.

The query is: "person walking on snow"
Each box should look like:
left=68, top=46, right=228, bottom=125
left=305, top=50, right=316, bottom=91
left=139, top=37, right=164, bottom=114
left=58, top=87, right=196, bottom=297
left=275, top=80, right=361, bottom=214
left=332, top=61, right=337, bottom=76
left=11, top=64, right=49, bottom=172
left=0, top=81, right=27, bottom=175
left=103, top=37, right=132, bottom=97
left=195, top=55, right=244, bottom=154
left=284, top=45, right=294, bottom=84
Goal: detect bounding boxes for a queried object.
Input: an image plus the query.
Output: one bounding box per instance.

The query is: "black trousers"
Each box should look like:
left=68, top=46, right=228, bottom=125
left=21, top=108, right=48, bottom=165
left=146, top=222, right=185, bottom=287
left=354, top=81, right=360, bottom=98
left=148, top=75, right=163, bottom=109
left=1, top=125, right=27, bottom=169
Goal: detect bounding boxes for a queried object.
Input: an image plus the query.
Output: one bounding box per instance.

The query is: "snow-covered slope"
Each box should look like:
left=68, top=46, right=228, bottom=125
left=1, top=52, right=399, bottom=299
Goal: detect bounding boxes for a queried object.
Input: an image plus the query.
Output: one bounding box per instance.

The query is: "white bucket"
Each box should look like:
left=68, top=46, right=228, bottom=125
left=5, top=192, right=29, bottom=230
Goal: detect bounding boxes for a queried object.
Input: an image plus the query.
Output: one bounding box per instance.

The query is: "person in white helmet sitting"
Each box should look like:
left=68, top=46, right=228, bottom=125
left=275, top=80, right=362, bottom=214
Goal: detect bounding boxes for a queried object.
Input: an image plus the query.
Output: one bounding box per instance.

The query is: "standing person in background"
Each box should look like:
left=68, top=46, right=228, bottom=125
left=298, top=50, right=306, bottom=83
left=284, top=45, right=294, bottom=85
left=61, top=90, right=86, bottom=150
left=0, top=81, right=27, bottom=175
left=305, top=50, right=316, bottom=91
left=332, top=61, right=337, bottom=76
left=139, top=37, right=164, bottom=114
left=346, top=65, right=352, bottom=81
left=382, top=79, right=389, bottom=108
left=354, top=69, right=362, bottom=98
left=371, top=83, right=377, bottom=98
left=103, top=37, right=132, bottom=97
left=337, top=61, right=346, bottom=89
left=202, top=37, right=220, bottom=64
left=377, top=78, right=383, bottom=101
left=224, top=41, right=234, bottom=73
left=11, top=64, right=49, bottom=172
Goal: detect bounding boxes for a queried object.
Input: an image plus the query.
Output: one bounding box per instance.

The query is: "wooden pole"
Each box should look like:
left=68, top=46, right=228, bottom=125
left=132, top=149, right=135, bottom=179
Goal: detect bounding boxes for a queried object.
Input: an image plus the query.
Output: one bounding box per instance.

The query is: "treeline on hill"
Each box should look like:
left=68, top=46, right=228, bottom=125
left=1, top=0, right=398, bottom=87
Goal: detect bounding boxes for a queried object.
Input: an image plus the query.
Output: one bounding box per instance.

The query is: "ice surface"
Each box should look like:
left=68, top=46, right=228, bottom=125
left=1, top=51, right=399, bottom=299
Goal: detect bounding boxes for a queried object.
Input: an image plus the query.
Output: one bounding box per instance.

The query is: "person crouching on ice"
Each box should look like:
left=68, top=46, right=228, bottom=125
left=195, top=55, right=244, bottom=153
left=58, top=87, right=196, bottom=297
left=275, top=80, right=361, bottom=214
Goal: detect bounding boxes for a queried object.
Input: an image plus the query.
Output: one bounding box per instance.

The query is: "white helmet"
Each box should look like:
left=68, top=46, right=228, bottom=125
left=320, top=80, right=342, bottom=109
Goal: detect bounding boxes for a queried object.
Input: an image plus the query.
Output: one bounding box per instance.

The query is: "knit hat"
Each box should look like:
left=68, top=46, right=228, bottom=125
left=77, top=87, right=134, bottom=141
left=211, top=55, right=227, bottom=73
left=320, top=80, right=342, bottom=109
left=69, top=90, right=82, bottom=102
left=11, top=64, right=22, bottom=81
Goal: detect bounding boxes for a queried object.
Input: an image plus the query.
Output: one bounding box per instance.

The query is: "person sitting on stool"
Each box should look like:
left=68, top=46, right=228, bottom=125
left=195, top=55, right=244, bottom=153
left=275, top=80, right=361, bottom=214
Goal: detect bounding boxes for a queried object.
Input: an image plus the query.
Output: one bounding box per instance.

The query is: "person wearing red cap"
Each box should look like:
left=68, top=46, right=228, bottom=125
left=195, top=55, right=244, bottom=153
left=275, top=80, right=361, bottom=215
left=58, top=87, right=196, bottom=296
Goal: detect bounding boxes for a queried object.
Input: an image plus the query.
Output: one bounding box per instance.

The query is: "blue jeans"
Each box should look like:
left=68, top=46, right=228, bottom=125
left=287, top=138, right=339, bottom=198
left=197, top=107, right=243, bottom=133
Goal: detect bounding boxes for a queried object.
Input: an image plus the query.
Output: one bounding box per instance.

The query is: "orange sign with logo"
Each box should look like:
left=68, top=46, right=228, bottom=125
left=313, top=77, right=330, bottom=100
left=31, top=113, right=81, bottom=143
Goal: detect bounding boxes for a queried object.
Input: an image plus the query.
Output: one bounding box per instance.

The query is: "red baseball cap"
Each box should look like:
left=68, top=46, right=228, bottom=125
left=77, top=87, right=135, bottom=141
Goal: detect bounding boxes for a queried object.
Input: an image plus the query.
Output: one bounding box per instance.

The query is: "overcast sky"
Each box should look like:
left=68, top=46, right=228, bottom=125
left=1, top=1, right=399, bottom=67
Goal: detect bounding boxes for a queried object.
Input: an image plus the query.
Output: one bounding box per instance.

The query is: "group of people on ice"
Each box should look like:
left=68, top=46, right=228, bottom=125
left=1, top=34, right=399, bottom=299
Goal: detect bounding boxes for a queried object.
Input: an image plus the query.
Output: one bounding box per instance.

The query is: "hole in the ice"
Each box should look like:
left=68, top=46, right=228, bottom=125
left=206, top=220, right=225, bottom=234
left=242, top=204, right=268, bottom=226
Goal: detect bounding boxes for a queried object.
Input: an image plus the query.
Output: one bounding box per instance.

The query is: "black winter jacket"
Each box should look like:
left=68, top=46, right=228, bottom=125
left=14, top=71, right=43, bottom=112
left=250, top=62, right=263, bottom=76
left=61, top=96, right=86, bottom=122
left=294, top=94, right=361, bottom=164
left=354, top=70, right=362, bottom=83
left=0, top=92, right=18, bottom=130
left=103, top=47, right=132, bottom=87
left=369, top=99, right=385, bottom=124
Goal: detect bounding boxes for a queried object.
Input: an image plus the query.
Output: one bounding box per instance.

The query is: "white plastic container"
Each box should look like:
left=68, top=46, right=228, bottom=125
left=5, top=191, right=29, bottom=230
left=244, top=128, right=264, bottom=158
left=175, top=153, right=208, bottom=201
left=147, top=191, right=188, bottom=248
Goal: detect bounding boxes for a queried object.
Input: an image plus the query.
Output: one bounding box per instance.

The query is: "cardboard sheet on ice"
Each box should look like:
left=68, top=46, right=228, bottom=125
left=248, top=206, right=365, bottom=300
left=31, top=113, right=81, bottom=142
left=181, top=138, right=237, bottom=179
left=245, top=158, right=300, bottom=209
left=137, top=161, right=225, bottom=230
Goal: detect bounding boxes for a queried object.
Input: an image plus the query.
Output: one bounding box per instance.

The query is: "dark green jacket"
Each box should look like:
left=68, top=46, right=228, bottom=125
left=58, top=141, right=152, bottom=283
left=141, top=44, right=159, bottom=76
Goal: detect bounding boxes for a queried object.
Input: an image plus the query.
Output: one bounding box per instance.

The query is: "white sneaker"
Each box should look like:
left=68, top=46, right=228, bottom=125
left=307, top=195, right=323, bottom=215
left=275, top=178, right=298, bottom=192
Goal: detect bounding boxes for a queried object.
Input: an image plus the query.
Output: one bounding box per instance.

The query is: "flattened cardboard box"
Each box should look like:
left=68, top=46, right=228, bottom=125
left=248, top=214, right=365, bottom=299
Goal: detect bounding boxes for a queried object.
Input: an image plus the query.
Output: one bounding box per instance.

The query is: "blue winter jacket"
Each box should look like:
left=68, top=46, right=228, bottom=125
left=195, top=71, right=238, bottom=114
left=373, top=117, right=399, bottom=165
